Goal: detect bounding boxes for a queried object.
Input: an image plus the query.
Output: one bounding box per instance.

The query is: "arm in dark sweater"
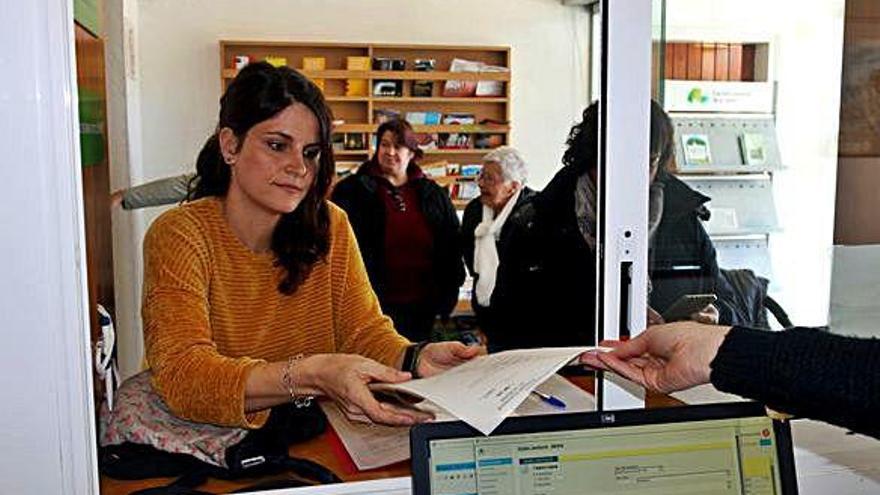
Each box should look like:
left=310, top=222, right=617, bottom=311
left=710, top=326, right=880, bottom=438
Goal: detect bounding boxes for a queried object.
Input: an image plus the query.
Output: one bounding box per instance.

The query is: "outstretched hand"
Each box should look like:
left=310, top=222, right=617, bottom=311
left=579, top=322, right=731, bottom=393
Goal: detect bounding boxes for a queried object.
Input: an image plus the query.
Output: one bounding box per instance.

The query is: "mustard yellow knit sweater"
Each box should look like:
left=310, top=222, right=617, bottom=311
left=142, top=197, right=410, bottom=428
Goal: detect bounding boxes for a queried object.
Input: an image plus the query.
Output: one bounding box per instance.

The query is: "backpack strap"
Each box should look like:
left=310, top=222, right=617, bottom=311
left=764, top=295, right=793, bottom=328
left=128, top=465, right=214, bottom=495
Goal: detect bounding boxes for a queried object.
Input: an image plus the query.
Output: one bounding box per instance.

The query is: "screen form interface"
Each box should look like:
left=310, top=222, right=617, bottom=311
left=428, top=416, right=783, bottom=495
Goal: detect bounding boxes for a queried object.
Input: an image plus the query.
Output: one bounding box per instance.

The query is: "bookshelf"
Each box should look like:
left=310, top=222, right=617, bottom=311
left=660, top=39, right=780, bottom=291
left=219, top=41, right=511, bottom=208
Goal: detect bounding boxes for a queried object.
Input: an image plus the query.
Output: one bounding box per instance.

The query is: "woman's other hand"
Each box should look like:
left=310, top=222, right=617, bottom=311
left=416, top=341, right=485, bottom=378
left=647, top=306, right=665, bottom=326
left=690, top=303, right=719, bottom=325
left=305, top=354, right=433, bottom=426
left=110, top=189, right=125, bottom=209
left=579, top=322, right=731, bottom=393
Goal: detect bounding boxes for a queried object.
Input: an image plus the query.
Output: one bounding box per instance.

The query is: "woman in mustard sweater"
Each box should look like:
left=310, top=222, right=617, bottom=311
left=142, top=62, right=479, bottom=429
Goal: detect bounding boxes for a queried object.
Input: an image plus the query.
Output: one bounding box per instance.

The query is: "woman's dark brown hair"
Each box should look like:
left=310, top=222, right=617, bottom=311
left=562, top=100, right=674, bottom=175
left=370, top=119, right=424, bottom=164
left=188, top=61, right=335, bottom=294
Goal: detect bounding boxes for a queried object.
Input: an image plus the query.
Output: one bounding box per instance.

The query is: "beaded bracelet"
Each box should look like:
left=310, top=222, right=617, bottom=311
left=281, top=354, right=314, bottom=408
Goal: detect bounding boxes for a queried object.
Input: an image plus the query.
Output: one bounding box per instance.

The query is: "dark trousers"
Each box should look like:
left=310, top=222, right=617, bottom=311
left=383, top=301, right=436, bottom=342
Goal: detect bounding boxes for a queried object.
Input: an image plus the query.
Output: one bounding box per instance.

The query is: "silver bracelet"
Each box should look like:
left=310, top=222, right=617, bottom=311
left=281, top=354, right=314, bottom=408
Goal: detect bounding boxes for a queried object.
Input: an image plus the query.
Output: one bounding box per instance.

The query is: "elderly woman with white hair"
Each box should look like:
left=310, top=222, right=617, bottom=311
left=461, top=146, right=536, bottom=347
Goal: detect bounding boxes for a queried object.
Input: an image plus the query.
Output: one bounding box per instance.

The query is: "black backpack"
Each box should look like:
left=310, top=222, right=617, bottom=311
left=100, top=402, right=341, bottom=494
left=718, top=268, right=793, bottom=329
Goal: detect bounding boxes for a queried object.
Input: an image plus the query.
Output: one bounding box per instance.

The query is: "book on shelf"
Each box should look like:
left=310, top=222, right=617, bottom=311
left=421, top=161, right=448, bottom=178
left=439, top=133, right=472, bottom=149
left=413, top=59, right=436, bottom=97
left=443, top=58, right=508, bottom=97
left=335, top=161, right=361, bottom=178
left=346, top=56, right=371, bottom=71
left=739, top=131, right=767, bottom=166
left=413, top=80, right=434, bottom=97
left=300, top=56, right=324, bottom=92
left=442, top=113, right=476, bottom=125
left=415, top=133, right=439, bottom=151
left=346, top=56, right=370, bottom=96
left=406, top=111, right=442, bottom=125
left=457, top=181, right=480, bottom=200
left=443, top=58, right=481, bottom=97
left=374, top=109, right=402, bottom=124
left=265, top=55, right=288, bottom=68
left=344, top=133, right=365, bottom=151
left=331, top=134, right=345, bottom=152
left=475, top=134, right=504, bottom=149
left=373, top=80, right=402, bottom=97
left=460, top=164, right=482, bottom=177
left=681, top=133, right=712, bottom=166
left=475, top=64, right=508, bottom=97
left=372, top=57, right=405, bottom=71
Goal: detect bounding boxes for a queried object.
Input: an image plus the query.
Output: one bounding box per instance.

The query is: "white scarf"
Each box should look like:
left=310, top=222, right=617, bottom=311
left=473, top=188, right=522, bottom=306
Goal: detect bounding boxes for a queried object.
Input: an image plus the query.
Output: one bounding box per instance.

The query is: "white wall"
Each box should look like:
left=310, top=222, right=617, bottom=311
left=113, top=0, right=591, bottom=375
left=0, top=0, right=98, bottom=492
left=665, top=0, right=846, bottom=326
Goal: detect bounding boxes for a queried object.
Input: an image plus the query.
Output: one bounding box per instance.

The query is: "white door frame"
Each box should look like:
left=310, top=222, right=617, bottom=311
left=0, top=0, right=98, bottom=493
left=595, top=0, right=652, bottom=411
left=0, top=0, right=650, bottom=491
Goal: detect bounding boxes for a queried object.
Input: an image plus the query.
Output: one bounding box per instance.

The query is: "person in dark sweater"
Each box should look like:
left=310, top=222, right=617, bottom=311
left=491, top=100, right=721, bottom=351
left=331, top=119, right=464, bottom=341
left=581, top=323, right=880, bottom=439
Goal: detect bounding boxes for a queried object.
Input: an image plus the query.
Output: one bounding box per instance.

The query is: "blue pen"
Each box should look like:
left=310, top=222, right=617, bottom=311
left=532, top=390, right=567, bottom=409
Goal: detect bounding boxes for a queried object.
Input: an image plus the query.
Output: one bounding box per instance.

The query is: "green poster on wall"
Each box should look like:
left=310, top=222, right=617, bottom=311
left=79, top=88, right=105, bottom=167
left=74, top=0, right=102, bottom=37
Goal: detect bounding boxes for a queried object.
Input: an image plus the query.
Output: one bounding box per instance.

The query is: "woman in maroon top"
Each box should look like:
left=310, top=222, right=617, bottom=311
left=331, top=120, right=465, bottom=341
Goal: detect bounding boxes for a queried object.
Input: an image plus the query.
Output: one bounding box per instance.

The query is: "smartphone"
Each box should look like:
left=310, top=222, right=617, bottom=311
left=661, top=293, right=718, bottom=322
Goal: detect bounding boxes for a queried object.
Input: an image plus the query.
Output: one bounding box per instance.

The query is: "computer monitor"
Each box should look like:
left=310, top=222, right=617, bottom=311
left=411, top=402, right=797, bottom=495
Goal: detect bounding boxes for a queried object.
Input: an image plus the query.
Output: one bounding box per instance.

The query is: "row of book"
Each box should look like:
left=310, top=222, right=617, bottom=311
left=680, top=130, right=768, bottom=167
left=334, top=161, right=483, bottom=201
left=332, top=132, right=504, bottom=152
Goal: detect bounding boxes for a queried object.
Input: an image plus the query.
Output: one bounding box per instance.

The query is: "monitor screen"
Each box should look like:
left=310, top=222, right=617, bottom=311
left=423, top=414, right=789, bottom=495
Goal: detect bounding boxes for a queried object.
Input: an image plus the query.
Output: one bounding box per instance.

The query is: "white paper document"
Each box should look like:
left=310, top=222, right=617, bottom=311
left=371, top=347, right=597, bottom=435
left=324, top=373, right=596, bottom=470
left=670, top=383, right=746, bottom=405
left=255, top=476, right=411, bottom=494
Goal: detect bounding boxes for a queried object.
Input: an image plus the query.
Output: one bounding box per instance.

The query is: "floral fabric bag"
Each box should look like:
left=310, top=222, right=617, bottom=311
left=99, top=370, right=339, bottom=492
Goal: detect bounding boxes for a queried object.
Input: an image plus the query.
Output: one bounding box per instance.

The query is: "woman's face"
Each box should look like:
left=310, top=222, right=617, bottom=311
left=478, top=161, right=519, bottom=211
left=377, top=130, right=414, bottom=178
left=221, top=102, right=321, bottom=216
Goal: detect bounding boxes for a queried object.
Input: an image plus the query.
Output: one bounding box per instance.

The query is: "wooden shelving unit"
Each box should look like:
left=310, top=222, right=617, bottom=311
left=219, top=41, right=510, bottom=208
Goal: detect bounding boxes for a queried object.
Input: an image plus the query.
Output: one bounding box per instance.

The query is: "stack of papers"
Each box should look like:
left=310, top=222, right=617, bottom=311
left=371, top=347, right=599, bottom=434
left=322, top=347, right=605, bottom=470
left=323, top=374, right=595, bottom=470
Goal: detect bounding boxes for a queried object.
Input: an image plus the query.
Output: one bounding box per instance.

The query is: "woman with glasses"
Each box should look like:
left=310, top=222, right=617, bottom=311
left=460, top=147, right=536, bottom=349
left=493, top=100, right=725, bottom=350
left=331, top=119, right=465, bottom=342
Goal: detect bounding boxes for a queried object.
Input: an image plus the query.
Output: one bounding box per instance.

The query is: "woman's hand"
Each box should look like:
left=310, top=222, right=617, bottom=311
left=110, top=189, right=125, bottom=209
left=303, top=354, right=433, bottom=426
left=647, top=306, right=665, bottom=326
left=416, top=341, right=485, bottom=378
left=690, top=303, right=719, bottom=325
left=579, top=322, right=731, bottom=393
